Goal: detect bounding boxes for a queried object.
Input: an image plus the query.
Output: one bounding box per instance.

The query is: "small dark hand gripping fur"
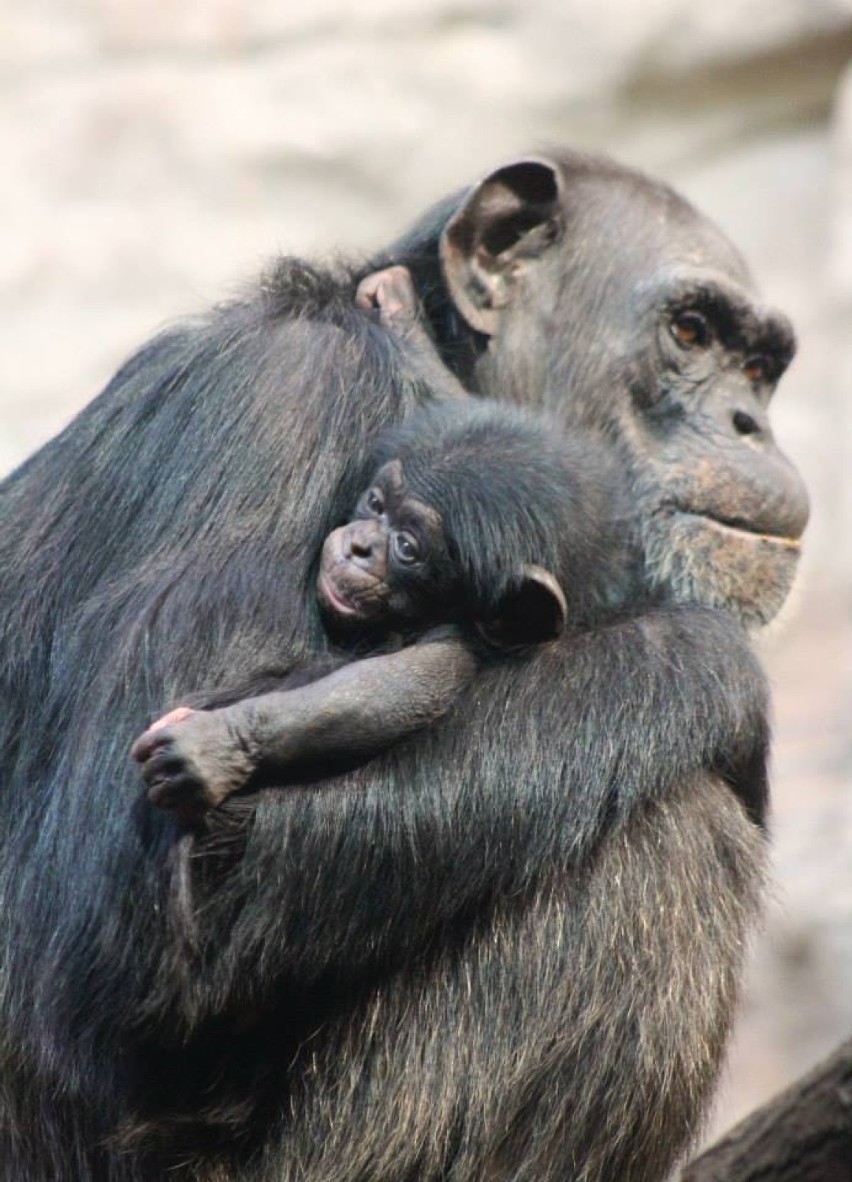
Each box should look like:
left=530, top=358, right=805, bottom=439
left=0, top=151, right=808, bottom=1181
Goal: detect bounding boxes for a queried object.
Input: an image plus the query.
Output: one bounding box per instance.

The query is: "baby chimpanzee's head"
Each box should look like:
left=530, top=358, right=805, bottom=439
left=317, top=401, right=629, bottom=646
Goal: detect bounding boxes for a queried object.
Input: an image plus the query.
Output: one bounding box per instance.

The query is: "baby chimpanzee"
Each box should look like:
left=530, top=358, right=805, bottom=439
left=132, top=272, right=631, bottom=818
left=133, top=398, right=629, bottom=818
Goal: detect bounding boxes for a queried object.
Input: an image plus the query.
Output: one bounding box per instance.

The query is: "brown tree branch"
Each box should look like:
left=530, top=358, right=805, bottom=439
left=681, top=1035, right=852, bottom=1181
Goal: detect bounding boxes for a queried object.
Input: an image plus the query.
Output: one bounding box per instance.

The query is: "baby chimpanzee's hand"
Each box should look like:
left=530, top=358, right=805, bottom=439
left=131, top=706, right=255, bottom=817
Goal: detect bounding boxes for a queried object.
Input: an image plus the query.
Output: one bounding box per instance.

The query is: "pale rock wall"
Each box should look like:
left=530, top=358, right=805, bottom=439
left=1, top=0, right=850, bottom=1151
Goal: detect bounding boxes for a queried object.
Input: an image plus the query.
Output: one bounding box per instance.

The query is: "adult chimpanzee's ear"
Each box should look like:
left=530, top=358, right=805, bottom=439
left=440, top=158, right=563, bottom=336
left=479, top=565, right=568, bottom=649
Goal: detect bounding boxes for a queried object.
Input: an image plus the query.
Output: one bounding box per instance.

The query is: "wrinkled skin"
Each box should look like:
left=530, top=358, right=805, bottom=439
left=431, top=155, right=809, bottom=627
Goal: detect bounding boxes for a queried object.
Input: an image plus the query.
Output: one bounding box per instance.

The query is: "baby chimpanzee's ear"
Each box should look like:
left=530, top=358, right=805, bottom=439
left=478, top=565, right=568, bottom=649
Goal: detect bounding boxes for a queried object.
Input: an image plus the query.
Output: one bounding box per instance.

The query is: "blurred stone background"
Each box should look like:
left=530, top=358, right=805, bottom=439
left=1, top=0, right=850, bottom=1154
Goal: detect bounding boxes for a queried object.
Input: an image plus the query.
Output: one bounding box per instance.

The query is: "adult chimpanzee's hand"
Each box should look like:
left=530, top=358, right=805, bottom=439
left=132, top=706, right=255, bottom=816
left=357, top=262, right=471, bottom=401
left=355, top=263, right=421, bottom=337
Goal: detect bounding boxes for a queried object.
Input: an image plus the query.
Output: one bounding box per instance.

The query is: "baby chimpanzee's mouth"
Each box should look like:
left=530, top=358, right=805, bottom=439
left=317, top=572, right=358, bottom=617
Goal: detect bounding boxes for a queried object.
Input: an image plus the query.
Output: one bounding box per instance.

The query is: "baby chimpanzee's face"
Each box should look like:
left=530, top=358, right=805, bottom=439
left=316, top=461, right=451, bottom=633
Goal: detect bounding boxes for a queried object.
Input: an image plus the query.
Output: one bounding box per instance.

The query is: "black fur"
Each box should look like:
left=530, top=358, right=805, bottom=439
left=373, top=400, right=631, bottom=625
left=129, top=398, right=633, bottom=818
left=0, top=150, right=804, bottom=1181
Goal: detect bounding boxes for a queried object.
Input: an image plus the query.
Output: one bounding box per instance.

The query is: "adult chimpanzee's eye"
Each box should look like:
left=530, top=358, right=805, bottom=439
left=393, top=531, right=421, bottom=565
left=670, top=310, right=711, bottom=349
left=366, top=488, right=384, bottom=515
left=743, top=356, right=769, bottom=384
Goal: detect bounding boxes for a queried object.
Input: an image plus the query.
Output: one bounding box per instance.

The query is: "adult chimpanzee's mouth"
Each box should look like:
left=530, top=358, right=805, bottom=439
left=677, top=510, right=802, bottom=548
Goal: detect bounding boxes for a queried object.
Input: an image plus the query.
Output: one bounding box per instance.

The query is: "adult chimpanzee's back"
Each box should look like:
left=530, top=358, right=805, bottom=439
left=0, top=151, right=808, bottom=1181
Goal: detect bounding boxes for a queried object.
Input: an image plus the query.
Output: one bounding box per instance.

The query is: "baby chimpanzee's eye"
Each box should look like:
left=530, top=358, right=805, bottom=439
left=393, top=531, right=421, bottom=565
left=365, top=488, right=384, bottom=515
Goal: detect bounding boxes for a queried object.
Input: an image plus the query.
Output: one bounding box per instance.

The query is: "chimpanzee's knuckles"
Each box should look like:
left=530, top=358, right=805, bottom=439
left=356, top=265, right=418, bottom=328
left=129, top=730, right=160, bottom=762
left=355, top=273, right=381, bottom=311
left=140, top=737, right=197, bottom=781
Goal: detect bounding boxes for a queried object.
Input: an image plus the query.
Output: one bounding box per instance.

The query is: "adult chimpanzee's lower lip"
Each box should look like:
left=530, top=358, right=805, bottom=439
left=318, top=574, right=358, bottom=616
left=678, top=511, right=802, bottom=548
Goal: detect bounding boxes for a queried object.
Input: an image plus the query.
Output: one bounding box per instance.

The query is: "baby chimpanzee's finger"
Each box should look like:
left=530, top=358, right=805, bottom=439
left=136, top=743, right=185, bottom=787
left=130, top=706, right=196, bottom=761
left=147, top=705, right=196, bottom=733
left=147, top=774, right=196, bottom=810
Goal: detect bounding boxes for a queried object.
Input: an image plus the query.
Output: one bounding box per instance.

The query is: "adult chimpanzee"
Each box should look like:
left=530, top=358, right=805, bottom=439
left=131, top=390, right=631, bottom=816
left=0, top=150, right=809, bottom=1182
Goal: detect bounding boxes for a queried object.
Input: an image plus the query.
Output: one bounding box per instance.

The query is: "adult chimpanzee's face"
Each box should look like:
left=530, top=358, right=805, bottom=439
left=317, top=460, right=447, bottom=632
left=440, top=154, right=810, bottom=627
left=625, top=245, right=809, bottom=626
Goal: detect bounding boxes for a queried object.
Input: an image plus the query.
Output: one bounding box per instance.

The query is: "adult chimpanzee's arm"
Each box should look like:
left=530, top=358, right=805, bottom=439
left=184, top=601, right=769, bottom=1000
left=133, top=631, right=480, bottom=817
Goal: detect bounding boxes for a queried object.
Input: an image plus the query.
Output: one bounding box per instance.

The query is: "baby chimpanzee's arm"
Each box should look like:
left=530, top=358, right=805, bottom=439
left=132, top=631, right=478, bottom=819
left=356, top=265, right=470, bottom=403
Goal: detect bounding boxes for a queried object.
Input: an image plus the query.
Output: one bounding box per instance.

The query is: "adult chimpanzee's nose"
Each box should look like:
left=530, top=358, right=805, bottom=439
left=693, top=387, right=811, bottom=541
left=731, top=407, right=765, bottom=441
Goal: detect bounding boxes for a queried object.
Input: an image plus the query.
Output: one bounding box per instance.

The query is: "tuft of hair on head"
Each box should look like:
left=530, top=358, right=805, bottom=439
left=373, top=400, right=630, bottom=633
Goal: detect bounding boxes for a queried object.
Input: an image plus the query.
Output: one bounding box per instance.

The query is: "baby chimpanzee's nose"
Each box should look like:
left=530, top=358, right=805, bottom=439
left=346, top=520, right=386, bottom=570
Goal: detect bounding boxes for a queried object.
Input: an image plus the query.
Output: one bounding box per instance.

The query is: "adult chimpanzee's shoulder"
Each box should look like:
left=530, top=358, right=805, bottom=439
left=258, top=255, right=362, bottom=328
